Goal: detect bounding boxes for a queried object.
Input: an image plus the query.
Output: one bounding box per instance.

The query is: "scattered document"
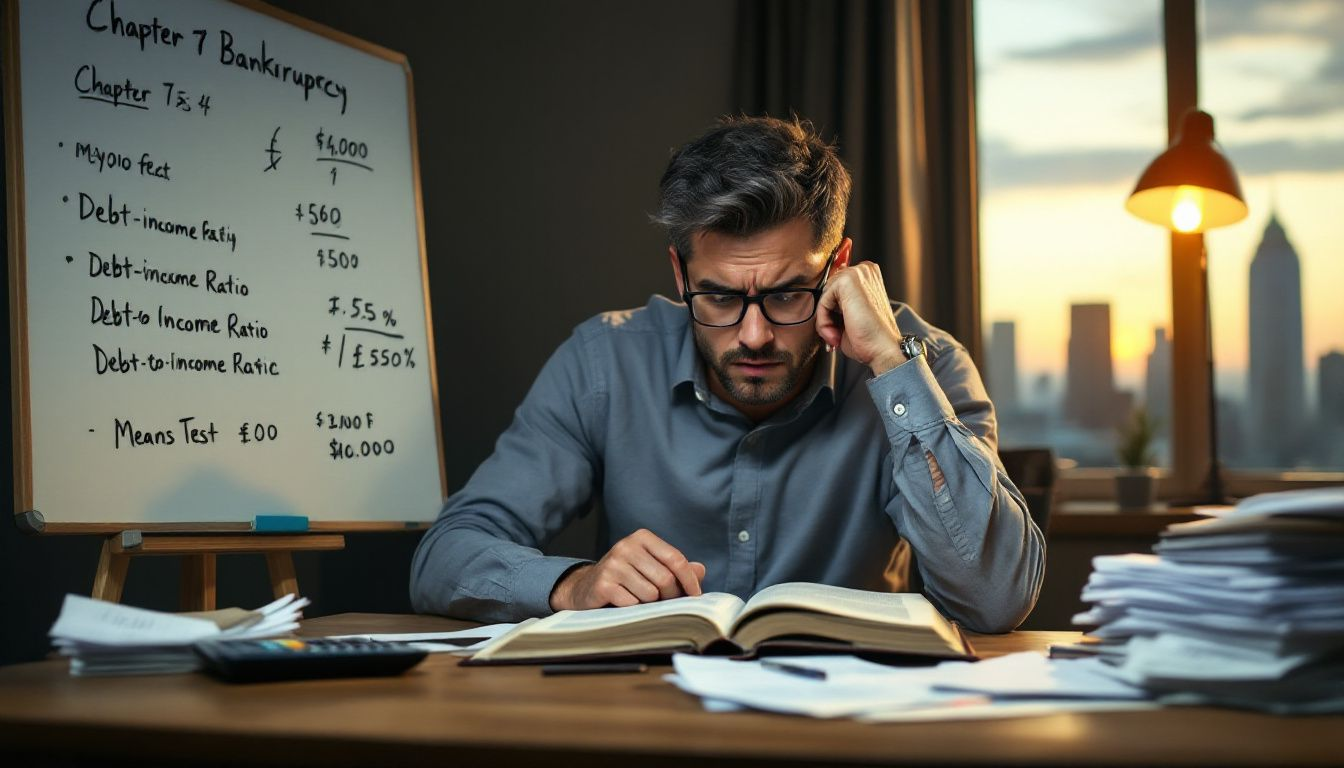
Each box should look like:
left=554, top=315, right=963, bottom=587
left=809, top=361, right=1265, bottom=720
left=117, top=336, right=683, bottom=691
left=665, top=652, right=1152, bottom=721
left=325, top=624, right=516, bottom=654
left=928, top=652, right=1148, bottom=700
left=50, top=593, right=308, bottom=676
left=668, top=654, right=962, bottom=718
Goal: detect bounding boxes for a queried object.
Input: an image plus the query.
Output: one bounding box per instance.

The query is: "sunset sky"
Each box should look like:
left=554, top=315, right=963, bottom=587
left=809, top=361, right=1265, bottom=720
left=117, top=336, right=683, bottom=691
left=975, top=0, right=1343, bottom=403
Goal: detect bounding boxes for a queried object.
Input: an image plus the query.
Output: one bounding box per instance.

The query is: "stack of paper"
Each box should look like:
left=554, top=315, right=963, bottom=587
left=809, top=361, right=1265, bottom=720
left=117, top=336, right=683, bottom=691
left=1075, top=487, right=1344, bottom=713
left=49, top=593, right=308, bottom=676
left=666, top=652, right=1153, bottom=721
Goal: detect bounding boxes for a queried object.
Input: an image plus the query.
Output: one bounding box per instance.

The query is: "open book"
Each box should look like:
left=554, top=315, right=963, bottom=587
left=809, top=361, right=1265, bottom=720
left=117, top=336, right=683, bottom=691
left=464, top=582, right=974, bottom=665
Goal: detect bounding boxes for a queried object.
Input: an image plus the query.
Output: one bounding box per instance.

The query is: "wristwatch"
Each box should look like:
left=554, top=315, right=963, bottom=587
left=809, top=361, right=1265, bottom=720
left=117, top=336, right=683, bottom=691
left=899, top=334, right=926, bottom=361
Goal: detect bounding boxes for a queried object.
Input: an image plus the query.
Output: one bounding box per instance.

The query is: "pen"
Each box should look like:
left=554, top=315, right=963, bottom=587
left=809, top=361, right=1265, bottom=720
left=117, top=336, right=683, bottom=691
left=541, top=663, right=648, bottom=676
left=760, top=660, right=827, bottom=680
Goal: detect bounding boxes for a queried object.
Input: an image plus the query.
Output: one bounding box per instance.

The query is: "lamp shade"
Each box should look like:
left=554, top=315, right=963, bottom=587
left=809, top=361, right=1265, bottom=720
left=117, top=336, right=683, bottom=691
left=1126, top=109, right=1248, bottom=233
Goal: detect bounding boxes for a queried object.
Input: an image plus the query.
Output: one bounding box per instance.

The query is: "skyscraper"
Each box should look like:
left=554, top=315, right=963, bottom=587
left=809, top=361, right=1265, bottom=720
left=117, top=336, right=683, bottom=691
left=1321, top=351, right=1344, bottom=427
left=1247, top=214, right=1306, bottom=466
left=1318, top=350, right=1344, bottom=467
left=1144, top=327, right=1172, bottom=428
left=985, top=321, right=1019, bottom=412
left=1064, top=303, right=1120, bottom=430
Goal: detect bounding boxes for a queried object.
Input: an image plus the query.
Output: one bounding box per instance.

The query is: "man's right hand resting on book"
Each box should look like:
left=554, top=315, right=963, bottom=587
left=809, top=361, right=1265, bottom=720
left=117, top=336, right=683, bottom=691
left=549, top=529, right=707, bottom=611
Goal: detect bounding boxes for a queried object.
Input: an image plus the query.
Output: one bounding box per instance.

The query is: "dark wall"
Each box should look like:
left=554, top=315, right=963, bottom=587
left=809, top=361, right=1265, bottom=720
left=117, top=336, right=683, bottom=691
left=1, top=1, right=737, bottom=665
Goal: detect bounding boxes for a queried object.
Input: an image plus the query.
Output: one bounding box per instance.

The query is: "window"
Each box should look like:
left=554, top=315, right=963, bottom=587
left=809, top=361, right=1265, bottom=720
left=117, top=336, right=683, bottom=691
left=1200, top=0, right=1344, bottom=471
left=975, top=0, right=1169, bottom=469
left=974, top=0, right=1344, bottom=494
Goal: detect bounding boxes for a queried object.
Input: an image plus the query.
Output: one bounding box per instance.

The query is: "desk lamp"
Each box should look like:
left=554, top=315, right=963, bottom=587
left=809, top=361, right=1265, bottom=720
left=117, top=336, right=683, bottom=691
left=1126, top=108, right=1247, bottom=504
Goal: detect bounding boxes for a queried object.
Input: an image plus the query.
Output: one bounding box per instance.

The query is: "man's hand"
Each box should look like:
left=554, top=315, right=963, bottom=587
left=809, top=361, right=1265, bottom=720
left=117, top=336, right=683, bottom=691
left=549, top=529, right=707, bottom=611
left=815, top=261, right=906, bottom=376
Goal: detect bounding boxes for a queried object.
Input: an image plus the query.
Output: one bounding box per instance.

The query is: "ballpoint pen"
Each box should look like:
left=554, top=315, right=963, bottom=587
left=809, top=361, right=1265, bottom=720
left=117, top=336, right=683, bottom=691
left=760, top=660, right=828, bottom=680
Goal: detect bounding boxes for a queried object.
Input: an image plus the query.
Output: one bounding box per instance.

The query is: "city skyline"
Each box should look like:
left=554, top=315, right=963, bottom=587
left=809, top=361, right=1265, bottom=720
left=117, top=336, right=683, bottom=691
left=988, top=215, right=1340, bottom=470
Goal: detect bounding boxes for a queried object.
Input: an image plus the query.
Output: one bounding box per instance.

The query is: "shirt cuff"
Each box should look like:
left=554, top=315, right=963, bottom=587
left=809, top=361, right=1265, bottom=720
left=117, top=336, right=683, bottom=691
left=866, top=355, right=956, bottom=437
left=511, top=556, right=593, bottom=618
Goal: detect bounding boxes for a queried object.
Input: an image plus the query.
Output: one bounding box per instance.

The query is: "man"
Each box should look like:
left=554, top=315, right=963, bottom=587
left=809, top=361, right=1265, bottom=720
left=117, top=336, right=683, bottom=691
left=411, top=116, right=1043, bottom=633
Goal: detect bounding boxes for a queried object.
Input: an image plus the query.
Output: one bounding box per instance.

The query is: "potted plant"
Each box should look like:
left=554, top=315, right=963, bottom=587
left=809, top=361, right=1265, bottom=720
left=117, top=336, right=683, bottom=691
left=1115, top=407, right=1158, bottom=510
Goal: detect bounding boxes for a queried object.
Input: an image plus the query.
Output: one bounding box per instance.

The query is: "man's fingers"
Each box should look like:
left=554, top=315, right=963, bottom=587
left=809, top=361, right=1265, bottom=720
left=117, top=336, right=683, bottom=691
left=636, top=533, right=702, bottom=597
left=603, top=583, right=641, bottom=608
left=609, top=560, right=662, bottom=603
left=814, top=284, right=844, bottom=348
left=628, top=550, right=684, bottom=600
left=690, top=561, right=707, bottom=581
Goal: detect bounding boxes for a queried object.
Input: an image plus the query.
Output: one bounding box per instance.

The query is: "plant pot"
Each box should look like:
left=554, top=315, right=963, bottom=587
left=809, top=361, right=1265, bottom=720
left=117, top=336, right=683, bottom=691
left=1115, top=470, right=1157, bottom=510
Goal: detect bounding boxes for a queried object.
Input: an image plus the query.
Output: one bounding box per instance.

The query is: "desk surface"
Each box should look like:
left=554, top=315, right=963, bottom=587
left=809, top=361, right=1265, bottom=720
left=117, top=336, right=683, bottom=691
left=0, top=613, right=1339, bottom=767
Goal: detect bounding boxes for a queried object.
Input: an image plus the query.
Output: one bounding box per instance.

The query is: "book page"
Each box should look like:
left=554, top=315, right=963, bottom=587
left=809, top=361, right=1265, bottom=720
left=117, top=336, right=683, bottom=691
left=731, top=583, right=944, bottom=634
left=530, top=592, right=746, bottom=638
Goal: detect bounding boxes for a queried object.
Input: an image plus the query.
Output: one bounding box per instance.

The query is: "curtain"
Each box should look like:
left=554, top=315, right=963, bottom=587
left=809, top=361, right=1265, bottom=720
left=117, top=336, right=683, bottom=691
left=734, top=0, right=983, bottom=363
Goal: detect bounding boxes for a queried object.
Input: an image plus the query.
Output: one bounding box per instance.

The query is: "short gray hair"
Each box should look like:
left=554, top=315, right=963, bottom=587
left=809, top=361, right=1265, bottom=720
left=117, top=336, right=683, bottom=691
left=652, top=115, right=851, bottom=259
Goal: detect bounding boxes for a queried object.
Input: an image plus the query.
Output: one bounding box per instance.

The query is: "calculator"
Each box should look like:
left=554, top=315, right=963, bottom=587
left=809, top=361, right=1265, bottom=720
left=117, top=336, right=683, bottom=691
left=193, top=638, right=428, bottom=683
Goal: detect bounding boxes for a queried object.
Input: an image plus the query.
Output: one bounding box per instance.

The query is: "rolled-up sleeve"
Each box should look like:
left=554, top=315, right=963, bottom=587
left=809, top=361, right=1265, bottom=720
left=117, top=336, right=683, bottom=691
left=410, top=329, right=605, bottom=622
left=867, top=350, right=1045, bottom=633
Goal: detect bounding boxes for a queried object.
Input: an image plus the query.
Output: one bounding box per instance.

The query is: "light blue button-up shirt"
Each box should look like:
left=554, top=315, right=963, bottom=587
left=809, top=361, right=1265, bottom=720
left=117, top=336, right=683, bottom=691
left=411, top=296, right=1044, bottom=632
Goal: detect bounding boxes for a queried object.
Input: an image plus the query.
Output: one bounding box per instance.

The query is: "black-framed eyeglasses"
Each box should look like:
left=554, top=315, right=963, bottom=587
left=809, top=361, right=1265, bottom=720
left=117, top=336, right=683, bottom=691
left=679, top=247, right=839, bottom=328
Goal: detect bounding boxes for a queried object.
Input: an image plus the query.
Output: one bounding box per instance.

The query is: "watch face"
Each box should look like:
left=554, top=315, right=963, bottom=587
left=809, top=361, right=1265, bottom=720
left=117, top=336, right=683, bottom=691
left=901, top=335, right=925, bottom=359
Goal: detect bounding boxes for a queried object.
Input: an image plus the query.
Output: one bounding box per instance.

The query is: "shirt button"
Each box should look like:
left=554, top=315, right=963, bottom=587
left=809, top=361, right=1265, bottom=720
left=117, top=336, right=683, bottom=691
left=737, top=530, right=750, bottom=543
left=893, top=403, right=907, bottom=416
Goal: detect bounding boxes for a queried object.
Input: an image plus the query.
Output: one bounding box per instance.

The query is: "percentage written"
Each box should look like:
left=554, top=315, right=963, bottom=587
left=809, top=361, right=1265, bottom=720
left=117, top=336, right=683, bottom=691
left=316, top=248, right=358, bottom=269
left=329, top=438, right=395, bottom=460
left=328, top=297, right=396, bottom=325
left=238, top=422, right=278, bottom=444
left=296, top=202, right=342, bottom=228
left=351, top=344, right=416, bottom=369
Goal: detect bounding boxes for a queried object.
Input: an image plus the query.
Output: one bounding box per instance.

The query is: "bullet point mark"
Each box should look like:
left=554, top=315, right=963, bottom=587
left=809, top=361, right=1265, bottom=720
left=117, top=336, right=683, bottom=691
left=62, top=195, right=68, bottom=203
left=65, top=255, right=73, bottom=263
left=58, top=142, right=63, bottom=148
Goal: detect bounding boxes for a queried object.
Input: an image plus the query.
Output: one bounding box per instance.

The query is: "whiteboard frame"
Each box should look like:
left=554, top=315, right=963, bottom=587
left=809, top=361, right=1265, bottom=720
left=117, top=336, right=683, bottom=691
left=3, top=0, right=447, bottom=533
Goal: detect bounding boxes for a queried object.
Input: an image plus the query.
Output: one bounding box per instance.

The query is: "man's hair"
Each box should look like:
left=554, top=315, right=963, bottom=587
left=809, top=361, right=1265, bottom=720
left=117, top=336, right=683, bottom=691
left=652, top=115, right=851, bottom=260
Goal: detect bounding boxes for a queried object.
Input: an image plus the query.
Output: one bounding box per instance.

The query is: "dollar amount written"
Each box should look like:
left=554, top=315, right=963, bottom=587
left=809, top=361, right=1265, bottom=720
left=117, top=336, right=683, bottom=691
left=316, top=248, right=358, bottom=269
left=329, top=438, right=395, bottom=460
left=314, top=128, right=369, bottom=160
left=315, top=411, right=375, bottom=430
left=296, top=203, right=341, bottom=227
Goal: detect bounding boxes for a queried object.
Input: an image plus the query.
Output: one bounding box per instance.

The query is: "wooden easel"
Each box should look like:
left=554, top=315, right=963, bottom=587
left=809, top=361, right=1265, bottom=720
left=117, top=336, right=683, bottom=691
left=92, top=531, right=346, bottom=611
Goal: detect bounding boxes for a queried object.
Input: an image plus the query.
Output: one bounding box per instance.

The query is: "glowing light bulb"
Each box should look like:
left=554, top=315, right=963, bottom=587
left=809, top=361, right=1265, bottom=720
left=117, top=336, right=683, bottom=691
left=1170, top=186, right=1205, bottom=233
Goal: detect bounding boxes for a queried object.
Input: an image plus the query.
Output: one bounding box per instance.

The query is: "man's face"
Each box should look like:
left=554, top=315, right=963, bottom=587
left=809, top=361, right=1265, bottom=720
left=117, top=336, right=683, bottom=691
left=671, top=218, right=848, bottom=421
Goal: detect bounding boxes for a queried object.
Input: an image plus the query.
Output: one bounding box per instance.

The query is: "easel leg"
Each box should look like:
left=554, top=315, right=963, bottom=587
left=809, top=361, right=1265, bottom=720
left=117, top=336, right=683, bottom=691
left=180, top=554, right=217, bottom=611
left=92, top=538, right=129, bottom=602
left=266, top=551, right=299, bottom=599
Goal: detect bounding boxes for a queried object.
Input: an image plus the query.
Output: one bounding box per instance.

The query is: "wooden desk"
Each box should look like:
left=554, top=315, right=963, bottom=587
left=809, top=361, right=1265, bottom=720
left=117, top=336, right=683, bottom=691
left=0, top=614, right=1339, bottom=767
left=1050, top=502, right=1203, bottom=538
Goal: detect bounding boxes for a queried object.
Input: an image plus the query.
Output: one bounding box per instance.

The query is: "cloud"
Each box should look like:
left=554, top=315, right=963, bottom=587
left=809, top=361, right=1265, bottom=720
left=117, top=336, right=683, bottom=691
left=1005, top=0, right=1341, bottom=63
left=1237, top=47, right=1344, bottom=121
left=998, top=0, right=1344, bottom=123
left=980, top=141, right=1149, bottom=190
left=1007, top=23, right=1157, bottom=64
left=981, top=136, right=1344, bottom=192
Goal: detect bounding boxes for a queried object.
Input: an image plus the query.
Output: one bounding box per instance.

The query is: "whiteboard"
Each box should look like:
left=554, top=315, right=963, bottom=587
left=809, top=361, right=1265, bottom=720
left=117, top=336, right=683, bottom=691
left=5, top=0, right=446, bottom=531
